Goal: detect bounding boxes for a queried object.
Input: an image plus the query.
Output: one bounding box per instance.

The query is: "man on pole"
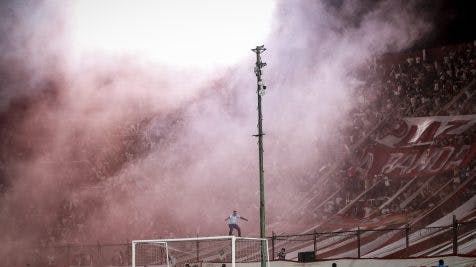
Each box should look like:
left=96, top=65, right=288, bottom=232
left=225, top=210, right=248, bottom=237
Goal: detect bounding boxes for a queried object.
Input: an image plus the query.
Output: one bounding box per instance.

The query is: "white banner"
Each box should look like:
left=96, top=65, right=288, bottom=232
left=377, top=115, right=476, bottom=148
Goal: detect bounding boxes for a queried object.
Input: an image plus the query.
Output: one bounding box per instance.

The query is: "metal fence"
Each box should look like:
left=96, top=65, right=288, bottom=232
left=6, top=218, right=476, bottom=266
left=16, top=242, right=131, bottom=267
left=269, top=217, right=476, bottom=260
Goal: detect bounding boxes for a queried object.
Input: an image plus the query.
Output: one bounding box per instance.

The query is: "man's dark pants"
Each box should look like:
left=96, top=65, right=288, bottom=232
left=228, top=224, right=241, bottom=237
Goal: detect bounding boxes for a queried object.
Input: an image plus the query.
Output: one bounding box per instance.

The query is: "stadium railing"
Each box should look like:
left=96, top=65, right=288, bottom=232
left=269, top=217, right=476, bottom=260
left=28, top=218, right=475, bottom=266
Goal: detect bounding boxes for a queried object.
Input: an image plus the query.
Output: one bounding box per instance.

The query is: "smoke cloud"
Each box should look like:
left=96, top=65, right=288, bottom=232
left=0, top=0, right=431, bottom=260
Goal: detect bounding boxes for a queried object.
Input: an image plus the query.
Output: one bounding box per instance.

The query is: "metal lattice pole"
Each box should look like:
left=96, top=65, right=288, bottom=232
left=252, top=45, right=267, bottom=267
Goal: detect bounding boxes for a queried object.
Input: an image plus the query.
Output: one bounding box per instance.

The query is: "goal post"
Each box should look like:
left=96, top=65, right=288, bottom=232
left=132, top=236, right=269, bottom=267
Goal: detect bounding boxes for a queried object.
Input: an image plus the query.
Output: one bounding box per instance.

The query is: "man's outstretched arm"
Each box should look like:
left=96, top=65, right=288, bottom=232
left=240, top=217, right=248, bottom=221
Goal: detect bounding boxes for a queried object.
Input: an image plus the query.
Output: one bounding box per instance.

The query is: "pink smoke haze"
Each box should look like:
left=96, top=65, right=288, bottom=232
left=0, top=0, right=431, bottom=261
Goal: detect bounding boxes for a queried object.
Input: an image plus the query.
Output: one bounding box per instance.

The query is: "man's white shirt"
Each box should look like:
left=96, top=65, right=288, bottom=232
left=228, top=215, right=240, bottom=224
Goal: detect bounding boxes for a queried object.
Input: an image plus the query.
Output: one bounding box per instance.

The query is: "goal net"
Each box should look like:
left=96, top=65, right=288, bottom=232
left=132, top=236, right=269, bottom=267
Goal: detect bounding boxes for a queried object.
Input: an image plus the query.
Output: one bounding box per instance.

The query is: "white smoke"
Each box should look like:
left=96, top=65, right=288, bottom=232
left=0, top=1, right=431, bottom=263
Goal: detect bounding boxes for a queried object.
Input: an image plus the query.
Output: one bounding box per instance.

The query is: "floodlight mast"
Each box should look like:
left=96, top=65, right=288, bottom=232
left=251, top=44, right=267, bottom=267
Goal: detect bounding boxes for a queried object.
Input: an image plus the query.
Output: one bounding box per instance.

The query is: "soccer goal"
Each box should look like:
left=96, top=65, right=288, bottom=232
left=132, top=236, right=269, bottom=267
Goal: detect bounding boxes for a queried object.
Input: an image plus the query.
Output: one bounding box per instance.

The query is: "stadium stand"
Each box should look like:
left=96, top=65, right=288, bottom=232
left=273, top=41, right=476, bottom=260
left=3, top=41, right=475, bottom=266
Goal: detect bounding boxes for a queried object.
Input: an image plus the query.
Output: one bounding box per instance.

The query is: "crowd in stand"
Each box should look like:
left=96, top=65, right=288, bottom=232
left=319, top=41, right=476, bottom=223
left=0, top=108, right=177, bottom=246
left=340, top=42, right=476, bottom=147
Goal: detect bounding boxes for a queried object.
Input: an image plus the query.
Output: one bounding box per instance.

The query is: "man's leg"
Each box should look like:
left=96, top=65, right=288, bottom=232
left=229, top=224, right=241, bottom=236
left=236, top=225, right=241, bottom=237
